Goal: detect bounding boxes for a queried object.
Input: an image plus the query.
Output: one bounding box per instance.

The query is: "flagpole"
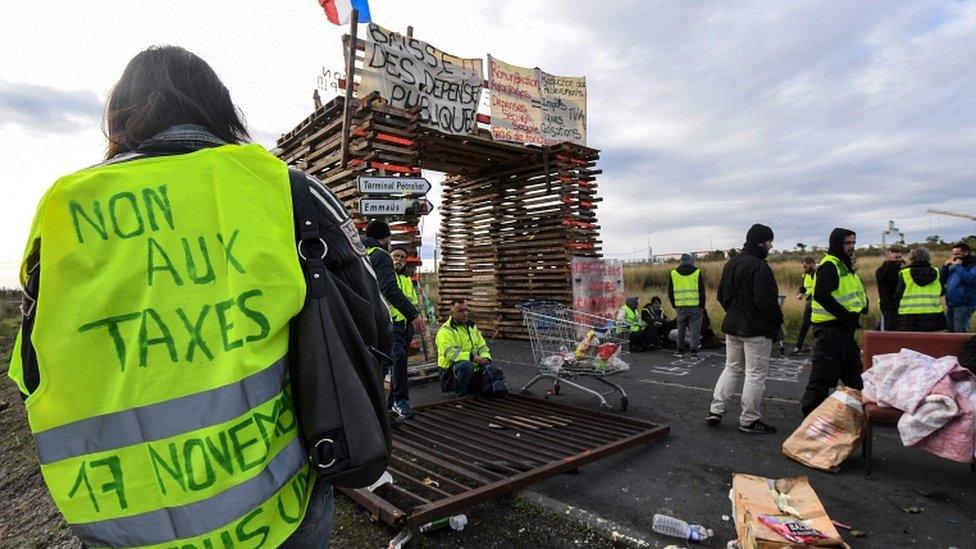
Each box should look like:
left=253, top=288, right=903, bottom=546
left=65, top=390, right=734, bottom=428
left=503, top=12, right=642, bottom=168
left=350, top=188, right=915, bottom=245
left=340, top=7, right=359, bottom=169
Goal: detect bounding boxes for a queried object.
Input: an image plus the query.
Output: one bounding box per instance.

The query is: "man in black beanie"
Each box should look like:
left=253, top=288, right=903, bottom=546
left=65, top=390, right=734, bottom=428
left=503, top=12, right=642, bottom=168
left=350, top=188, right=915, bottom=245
left=362, top=219, right=426, bottom=419
left=707, top=223, right=783, bottom=434
left=800, top=228, right=866, bottom=415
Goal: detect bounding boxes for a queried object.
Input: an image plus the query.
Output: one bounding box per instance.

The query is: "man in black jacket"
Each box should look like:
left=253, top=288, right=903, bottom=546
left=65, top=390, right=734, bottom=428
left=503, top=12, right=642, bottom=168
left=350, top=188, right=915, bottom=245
left=875, top=246, right=904, bottom=330
left=363, top=220, right=427, bottom=419
left=707, top=224, right=783, bottom=434
left=799, top=228, right=866, bottom=415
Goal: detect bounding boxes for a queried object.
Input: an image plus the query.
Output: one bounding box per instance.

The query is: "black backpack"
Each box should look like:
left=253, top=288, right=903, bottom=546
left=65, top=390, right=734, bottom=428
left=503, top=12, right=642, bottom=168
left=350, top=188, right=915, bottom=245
left=479, top=363, right=509, bottom=397
left=287, top=169, right=392, bottom=488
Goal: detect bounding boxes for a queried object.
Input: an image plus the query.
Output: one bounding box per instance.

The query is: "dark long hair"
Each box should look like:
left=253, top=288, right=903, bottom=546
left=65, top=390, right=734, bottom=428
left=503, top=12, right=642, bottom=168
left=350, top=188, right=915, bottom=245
left=104, top=45, right=249, bottom=159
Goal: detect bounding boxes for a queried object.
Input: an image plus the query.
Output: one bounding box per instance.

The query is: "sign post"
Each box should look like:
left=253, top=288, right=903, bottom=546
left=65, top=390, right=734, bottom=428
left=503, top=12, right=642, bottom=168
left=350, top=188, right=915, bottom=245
left=359, top=198, right=434, bottom=217
left=357, top=176, right=431, bottom=195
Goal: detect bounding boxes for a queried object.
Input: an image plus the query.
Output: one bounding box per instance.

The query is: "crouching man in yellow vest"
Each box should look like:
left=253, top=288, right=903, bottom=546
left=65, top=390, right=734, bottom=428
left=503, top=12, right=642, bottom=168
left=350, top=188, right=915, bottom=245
left=616, top=296, right=654, bottom=351
left=436, top=299, right=506, bottom=397
left=7, top=46, right=340, bottom=548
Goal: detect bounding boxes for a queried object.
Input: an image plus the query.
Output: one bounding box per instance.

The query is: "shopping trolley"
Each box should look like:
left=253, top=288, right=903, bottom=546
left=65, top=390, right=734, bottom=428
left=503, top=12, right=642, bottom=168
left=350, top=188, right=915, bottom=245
left=516, top=301, right=630, bottom=411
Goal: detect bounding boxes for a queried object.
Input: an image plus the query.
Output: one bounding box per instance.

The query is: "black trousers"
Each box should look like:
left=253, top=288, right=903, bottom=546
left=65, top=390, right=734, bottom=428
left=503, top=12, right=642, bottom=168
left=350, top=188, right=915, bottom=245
left=628, top=328, right=656, bottom=351
left=387, top=320, right=412, bottom=407
left=800, top=326, right=863, bottom=415
left=880, top=308, right=898, bottom=331
left=794, top=302, right=812, bottom=349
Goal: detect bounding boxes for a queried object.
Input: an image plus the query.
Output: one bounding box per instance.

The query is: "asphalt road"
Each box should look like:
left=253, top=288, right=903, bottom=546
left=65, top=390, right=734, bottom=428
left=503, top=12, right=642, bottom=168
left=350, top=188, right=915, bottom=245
left=408, top=339, right=976, bottom=549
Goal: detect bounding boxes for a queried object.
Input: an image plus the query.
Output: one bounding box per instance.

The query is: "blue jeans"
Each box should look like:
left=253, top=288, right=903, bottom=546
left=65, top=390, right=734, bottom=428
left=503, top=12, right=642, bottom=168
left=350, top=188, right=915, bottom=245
left=946, top=305, right=976, bottom=332
left=443, top=360, right=477, bottom=396
left=280, top=481, right=334, bottom=548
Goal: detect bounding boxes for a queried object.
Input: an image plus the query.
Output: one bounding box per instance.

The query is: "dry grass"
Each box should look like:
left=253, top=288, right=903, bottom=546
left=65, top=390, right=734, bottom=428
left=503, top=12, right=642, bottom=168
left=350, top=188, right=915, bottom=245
left=419, top=250, right=975, bottom=338
left=623, top=253, right=953, bottom=342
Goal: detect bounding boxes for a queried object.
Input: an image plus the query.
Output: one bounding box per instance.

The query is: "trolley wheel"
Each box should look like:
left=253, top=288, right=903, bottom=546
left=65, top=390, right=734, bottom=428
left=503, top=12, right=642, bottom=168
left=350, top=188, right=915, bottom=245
left=553, top=385, right=561, bottom=395
left=600, top=402, right=613, bottom=412
left=520, top=389, right=533, bottom=396
left=619, top=396, right=629, bottom=412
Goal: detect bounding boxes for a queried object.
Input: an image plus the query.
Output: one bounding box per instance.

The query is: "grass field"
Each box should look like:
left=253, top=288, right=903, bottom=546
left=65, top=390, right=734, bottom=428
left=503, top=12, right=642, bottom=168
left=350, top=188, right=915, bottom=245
left=419, top=252, right=968, bottom=341
left=623, top=253, right=956, bottom=343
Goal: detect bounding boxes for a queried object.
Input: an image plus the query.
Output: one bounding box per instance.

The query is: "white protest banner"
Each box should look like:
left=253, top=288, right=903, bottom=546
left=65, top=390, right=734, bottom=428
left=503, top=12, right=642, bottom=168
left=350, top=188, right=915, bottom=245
left=539, top=71, right=587, bottom=146
left=487, top=55, right=544, bottom=146
left=571, top=257, right=625, bottom=321
left=360, top=23, right=483, bottom=135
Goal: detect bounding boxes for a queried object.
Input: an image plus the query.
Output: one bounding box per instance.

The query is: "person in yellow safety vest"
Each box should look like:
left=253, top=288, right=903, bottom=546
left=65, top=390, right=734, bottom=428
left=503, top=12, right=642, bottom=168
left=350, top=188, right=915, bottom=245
left=436, top=299, right=504, bottom=396
left=6, top=46, right=363, bottom=548
left=668, top=253, right=706, bottom=357
left=893, top=247, right=947, bottom=332
left=800, top=228, right=868, bottom=416
left=790, top=256, right=817, bottom=354
left=391, top=247, right=420, bottom=310
left=616, top=296, right=653, bottom=352
left=363, top=221, right=426, bottom=420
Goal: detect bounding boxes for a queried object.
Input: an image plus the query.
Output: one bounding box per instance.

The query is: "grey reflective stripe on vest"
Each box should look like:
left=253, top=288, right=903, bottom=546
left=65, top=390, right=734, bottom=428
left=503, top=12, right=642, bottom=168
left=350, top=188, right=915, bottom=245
left=834, top=290, right=863, bottom=305
left=900, top=295, right=942, bottom=309
left=71, top=436, right=305, bottom=548
left=34, top=357, right=288, bottom=465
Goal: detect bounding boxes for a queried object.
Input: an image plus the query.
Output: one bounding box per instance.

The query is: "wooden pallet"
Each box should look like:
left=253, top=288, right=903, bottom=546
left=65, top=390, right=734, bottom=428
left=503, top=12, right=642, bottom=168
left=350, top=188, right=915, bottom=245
left=275, top=47, right=603, bottom=339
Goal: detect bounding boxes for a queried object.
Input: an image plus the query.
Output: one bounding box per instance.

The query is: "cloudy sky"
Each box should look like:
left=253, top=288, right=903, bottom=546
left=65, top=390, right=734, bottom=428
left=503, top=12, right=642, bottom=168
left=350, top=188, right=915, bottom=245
left=1, top=1, right=975, bottom=287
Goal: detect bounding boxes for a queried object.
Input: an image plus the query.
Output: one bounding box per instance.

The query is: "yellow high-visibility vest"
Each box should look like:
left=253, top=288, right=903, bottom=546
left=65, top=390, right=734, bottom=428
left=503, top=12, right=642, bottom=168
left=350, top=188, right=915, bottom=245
left=898, top=267, right=943, bottom=315
left=617, top=304, right=641, bottom=334
left=436, top=319, right=491, bottom=369
left=671, top=269, right=701, bottom=307
left=366, top=246, right=414, bottom=322
left=811, top=254, right=867, bottom=323
left=8, top=144, right=312, bottom=548
left=397, top=273, right=418, bottom=308
left=802, top=272, right=815, bottom=299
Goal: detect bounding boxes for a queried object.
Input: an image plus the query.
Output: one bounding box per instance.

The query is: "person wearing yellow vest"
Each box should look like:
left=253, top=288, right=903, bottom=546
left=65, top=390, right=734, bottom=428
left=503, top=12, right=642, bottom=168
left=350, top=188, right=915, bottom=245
left=893, top=247, right=947, bottom=332
left=800, top=228, right=868, bottom=416
left=363, top=221, right=426, bottom=419
left=616, top=296, right=654, bottom=352
left=436, top=299, right=504, bottom=396
left=789, top=256, right=817, bottom=355
left=6, top=46, right=350, bottom=547
left=668, top=253, right=706, bottom=356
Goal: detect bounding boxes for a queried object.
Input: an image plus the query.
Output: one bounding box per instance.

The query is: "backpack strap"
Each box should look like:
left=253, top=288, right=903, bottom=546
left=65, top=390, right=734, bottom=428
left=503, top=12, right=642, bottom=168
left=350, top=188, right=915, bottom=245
left=288, top=168, right=329, bottom=298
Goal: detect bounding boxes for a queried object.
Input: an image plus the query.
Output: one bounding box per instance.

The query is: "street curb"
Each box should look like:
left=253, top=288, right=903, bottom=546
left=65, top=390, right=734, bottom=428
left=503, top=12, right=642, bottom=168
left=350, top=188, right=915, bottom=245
left=518, top=490, right=656, bottom=548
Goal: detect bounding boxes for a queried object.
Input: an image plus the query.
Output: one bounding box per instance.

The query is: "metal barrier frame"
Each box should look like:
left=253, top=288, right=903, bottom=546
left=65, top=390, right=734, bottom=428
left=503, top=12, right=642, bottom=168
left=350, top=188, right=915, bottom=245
left=340, top=394, right=669, bottom=528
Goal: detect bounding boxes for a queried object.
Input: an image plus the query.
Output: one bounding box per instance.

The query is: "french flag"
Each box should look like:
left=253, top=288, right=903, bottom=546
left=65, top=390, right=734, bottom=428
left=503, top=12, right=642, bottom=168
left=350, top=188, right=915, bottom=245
left=319, top=0, right=371, bottom=25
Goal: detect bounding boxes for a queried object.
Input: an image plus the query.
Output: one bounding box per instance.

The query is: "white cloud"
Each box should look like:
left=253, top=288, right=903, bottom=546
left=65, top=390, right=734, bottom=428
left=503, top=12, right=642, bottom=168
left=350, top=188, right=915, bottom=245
left=0, top=0, right=974, bottom=288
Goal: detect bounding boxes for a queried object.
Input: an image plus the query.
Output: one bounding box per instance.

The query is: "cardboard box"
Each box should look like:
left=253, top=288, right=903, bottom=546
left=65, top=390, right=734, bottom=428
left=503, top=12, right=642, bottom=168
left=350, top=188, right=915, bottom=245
left=732, top=474, right=848, bottom=549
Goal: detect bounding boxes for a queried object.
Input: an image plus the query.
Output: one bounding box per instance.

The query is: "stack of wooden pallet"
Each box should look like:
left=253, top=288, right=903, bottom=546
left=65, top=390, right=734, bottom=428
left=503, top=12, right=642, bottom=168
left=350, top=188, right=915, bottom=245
left=437, top=143, right=602, bottom=338
left=276, top=95, right=603, bottom=339
left=273, top=93, right=424, bottom=257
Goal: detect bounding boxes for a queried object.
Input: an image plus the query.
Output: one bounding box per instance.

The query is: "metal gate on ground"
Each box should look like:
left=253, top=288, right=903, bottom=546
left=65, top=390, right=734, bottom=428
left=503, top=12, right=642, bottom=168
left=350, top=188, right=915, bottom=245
left=340, top=394, right=669, bottom=528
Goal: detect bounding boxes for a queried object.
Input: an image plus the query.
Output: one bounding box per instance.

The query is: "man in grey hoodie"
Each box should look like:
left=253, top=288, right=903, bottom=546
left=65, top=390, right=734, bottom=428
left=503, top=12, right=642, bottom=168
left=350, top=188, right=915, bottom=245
left=668, top=253, right=706, bottom=356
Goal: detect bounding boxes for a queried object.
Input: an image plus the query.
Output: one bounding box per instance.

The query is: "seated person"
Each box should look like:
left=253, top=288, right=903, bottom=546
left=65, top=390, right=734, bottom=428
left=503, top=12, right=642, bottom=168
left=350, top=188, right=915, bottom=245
left=436, top=299, right=504, bottom=396
left=700, top=308, right=720, bottom=349
left=617, top=296, right=654, bottom=352
left=641, top=296, right=674, bottom=349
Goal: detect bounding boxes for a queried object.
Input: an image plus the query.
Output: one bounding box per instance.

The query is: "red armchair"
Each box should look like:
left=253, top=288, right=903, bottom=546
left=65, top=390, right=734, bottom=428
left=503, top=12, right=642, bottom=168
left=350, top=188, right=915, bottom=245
left=860, top=330, right=975, bottom=477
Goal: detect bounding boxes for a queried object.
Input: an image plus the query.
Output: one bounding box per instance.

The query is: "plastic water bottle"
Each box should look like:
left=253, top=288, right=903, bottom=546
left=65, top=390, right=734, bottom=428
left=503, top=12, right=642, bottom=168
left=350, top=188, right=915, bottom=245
left=418, top=514, right=467, bottom=533
left=652, top=514, right=712, bottom=544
